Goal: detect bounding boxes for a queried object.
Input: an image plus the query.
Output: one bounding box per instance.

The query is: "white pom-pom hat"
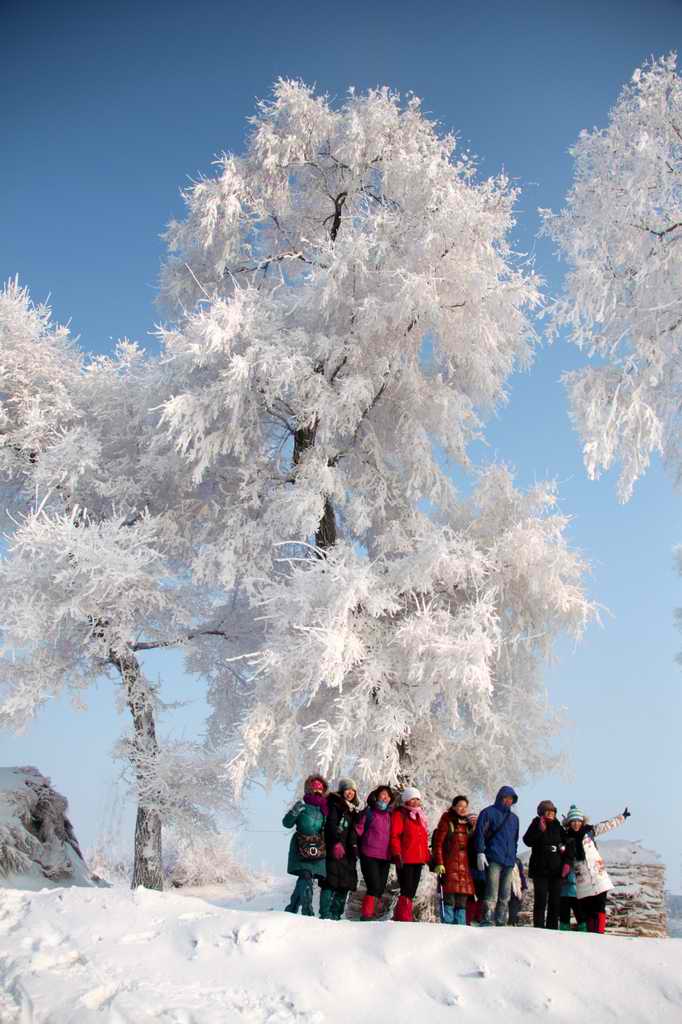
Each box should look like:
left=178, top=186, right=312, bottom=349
left=401, top=786, right=421, bottom=803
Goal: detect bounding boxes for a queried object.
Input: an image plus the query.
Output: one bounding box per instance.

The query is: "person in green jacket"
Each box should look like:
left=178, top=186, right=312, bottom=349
left=282, top=774, right=329, bottom=915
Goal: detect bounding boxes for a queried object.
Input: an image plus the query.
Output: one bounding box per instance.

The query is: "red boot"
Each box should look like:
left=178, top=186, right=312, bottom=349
left=361, top=895, right=376, bottom=921
left=393, top=895, right=412, bottom=922
left=595, top=912, right=606, bottom=935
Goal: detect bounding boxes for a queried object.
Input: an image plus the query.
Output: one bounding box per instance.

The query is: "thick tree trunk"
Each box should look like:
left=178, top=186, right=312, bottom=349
left=396, top=738, right=412, bottom=787
left=110, top=650, right=164, bottom=891
left=293, top=421, right=337, bottom=551
left=316, top=496, right=337, bottom=549
left=132, top=804, right=163, bottom=890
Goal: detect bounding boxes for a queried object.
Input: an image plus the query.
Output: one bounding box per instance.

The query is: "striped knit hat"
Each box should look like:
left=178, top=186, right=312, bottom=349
left=564, top=804, right=585, bottom=823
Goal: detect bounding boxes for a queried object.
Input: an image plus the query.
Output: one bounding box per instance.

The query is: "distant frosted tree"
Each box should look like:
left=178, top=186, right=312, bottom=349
left=0, top=280, right=235, bottom=889
left=159, top=81, right=593, bottom=802
left=542, top=53, right=682, bottom=501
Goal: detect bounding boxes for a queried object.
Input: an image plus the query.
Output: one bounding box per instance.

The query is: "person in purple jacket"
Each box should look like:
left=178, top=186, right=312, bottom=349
left=355, top=785, right=395, bottom=920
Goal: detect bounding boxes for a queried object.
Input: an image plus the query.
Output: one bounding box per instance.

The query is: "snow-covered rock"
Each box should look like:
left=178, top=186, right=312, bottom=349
left=519, top=838, right=667, bottom=937
left=0, top=766, right=92, bottom=889
left=0, top=884, right=681, bottom=1023
left=599, top=839, right=667, bottom=937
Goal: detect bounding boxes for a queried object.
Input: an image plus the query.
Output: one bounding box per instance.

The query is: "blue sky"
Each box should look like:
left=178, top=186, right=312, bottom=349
left=2, top=0, right=682, bottom=885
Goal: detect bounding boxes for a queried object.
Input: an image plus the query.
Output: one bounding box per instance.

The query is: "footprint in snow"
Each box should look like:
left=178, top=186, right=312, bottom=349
left=427, top=985, right=462, bottom=1007
left=461, top=962, right=490, bottom=979
left=120, top=929, right=160, bottom=944
left=79, top=982, right=120, bottom=1011
left=177, top=911, right=217, bottom=922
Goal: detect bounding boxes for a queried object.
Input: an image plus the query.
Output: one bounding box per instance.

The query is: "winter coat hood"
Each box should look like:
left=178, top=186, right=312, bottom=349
left=304, top=774, right=329, bottom=795
left=495, top=786, right=518, bottom=807
left=366, top=786, right=395, bottom=808
left=474, top=792, right=520, bottom=867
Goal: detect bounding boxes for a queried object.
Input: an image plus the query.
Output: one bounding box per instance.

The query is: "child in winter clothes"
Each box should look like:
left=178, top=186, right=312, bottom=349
left=390, top=786, right=430, bottom=923
left=474, top=785, right=520, bottom=926
left=283, top=774, right=329, bottom=915
left=433, top=795, right=476, bottom=925
left=508, top=858, right=528, bottom=926
left=564, top=804, right=631, bottom=934
left=355, top=785, right=395, bottom=921
left=559, top=863, right=585, bottom=931
left=319, top=778, right=360, bottom=921
left=523, top=800, right=572, bottom=930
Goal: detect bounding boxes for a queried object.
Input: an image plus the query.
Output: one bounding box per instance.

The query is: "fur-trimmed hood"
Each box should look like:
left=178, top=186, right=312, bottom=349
left=304, top=774, right=329, bottom=795
left=366, top=785, right=395, bottom=808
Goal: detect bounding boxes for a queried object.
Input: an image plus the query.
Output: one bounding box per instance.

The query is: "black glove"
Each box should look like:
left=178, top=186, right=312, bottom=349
left=623, top=806, right=631, bottom=819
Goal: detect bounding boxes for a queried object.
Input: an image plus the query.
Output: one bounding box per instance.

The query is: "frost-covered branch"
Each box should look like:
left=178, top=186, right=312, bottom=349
left=542, top=53, right=682, bottom=501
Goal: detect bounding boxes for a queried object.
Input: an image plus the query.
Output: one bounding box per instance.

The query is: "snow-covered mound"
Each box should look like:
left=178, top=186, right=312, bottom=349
left=599, top=838, right=661, bottom=865
left=0, top=766, right=92, bottom=889
left=1, top=886, right=681, bottom=1023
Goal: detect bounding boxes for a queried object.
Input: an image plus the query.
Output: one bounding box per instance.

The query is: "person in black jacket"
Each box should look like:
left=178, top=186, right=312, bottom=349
left=319, top=777, right=360, bottom=920
left=523, top=800, right=572, bottom=929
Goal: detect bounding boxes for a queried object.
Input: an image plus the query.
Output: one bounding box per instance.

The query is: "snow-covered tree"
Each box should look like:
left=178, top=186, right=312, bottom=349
left=542, top=53, right=682, bottom=502
left=225, top=466, right=593, bottom=805
left=159, top=81, right=593, bottom=803
left=0, top=280, right=237, bottom=889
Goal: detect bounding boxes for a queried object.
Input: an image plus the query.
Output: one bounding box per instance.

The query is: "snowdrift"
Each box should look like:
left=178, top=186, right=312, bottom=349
left=0, top=766, right=92, bottom=889
left=1, top=884, right=681, bottom=1023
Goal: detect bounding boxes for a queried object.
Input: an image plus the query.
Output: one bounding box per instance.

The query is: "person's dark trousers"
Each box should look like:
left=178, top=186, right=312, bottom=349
left=580, top=891, right=607, bottom=932
left=330, top=889, right=348, bottom=920
left=508, top=894, right=523, bottom=925
left=397, top=863, right=423, bottom=899
left=360, top=855, right=391, bottom=897
left=532, top=876, right=562, bottom=929
left=560, top=896, right=582, bottom=926
left=286, top=870, right=314, bottom=916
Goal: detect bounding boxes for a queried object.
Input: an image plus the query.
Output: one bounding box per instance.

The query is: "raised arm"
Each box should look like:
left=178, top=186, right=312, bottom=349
left=594, top=809, right=629, bottom=837
left=282, top=799, right=305, bottom=828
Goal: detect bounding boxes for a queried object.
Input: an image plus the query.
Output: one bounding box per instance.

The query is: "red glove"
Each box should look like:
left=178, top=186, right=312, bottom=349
left=332, top=842, right=345, bottom=860
left=561, top=862, right=571, bottom=879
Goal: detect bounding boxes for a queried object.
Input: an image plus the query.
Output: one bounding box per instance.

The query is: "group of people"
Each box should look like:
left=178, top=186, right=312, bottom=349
left=283, top=775, right=631, bottom=933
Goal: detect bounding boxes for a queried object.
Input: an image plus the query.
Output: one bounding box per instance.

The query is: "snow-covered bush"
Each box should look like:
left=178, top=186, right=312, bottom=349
left=0, top=766, right=91, bottom=888
left=163, top=828, right=265, bottom=891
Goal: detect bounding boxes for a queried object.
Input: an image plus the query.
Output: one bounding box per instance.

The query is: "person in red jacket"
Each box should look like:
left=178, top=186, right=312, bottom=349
left=390, top=786, right=430, bottom=922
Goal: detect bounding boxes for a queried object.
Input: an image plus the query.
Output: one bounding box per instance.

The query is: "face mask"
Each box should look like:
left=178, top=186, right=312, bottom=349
left=375, top=800, right=388, bottom=811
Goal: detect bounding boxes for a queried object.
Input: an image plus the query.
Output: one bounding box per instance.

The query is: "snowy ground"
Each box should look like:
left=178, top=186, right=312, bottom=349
left=1, top=883, right=682, bottom=1024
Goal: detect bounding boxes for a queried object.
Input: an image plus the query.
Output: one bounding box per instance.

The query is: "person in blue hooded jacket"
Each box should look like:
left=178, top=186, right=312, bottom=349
left=473, top=785, right=519, bottom=926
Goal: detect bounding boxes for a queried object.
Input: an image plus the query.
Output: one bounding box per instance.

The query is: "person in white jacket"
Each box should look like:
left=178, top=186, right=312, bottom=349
left=563, top=804, right=631, bottom=934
